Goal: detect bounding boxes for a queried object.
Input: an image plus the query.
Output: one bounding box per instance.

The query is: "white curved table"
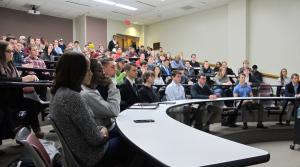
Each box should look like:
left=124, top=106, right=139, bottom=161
left=116, top=97, right=297, bottom=167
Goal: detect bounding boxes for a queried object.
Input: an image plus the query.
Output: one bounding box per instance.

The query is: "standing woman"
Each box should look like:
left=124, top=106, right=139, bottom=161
left=0, top=41, right=43, bottom=138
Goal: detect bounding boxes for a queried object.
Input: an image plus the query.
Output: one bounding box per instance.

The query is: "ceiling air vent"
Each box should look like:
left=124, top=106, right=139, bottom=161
left=112, top=11, right=131, bottom=17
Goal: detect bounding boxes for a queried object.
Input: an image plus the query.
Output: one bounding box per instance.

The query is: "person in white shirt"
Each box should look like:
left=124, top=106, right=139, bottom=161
left=165, top=70, right=185, bottom=101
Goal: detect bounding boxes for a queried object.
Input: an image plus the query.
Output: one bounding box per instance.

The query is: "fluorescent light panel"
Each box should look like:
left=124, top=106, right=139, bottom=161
left=93, top=0, right=116, bottom=5
left=93, top=0, right=137, bottom=11
left=115, top=3, right=137, bottom=11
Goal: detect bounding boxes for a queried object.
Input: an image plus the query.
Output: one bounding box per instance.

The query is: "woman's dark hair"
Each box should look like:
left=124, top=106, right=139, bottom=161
left=89, top=59, right=112, bottom=88
left=154, top=66, right=162, bottom=77
left=51, top=52, right=88, bottom=95
left=0, top=41, right=9, bottom=68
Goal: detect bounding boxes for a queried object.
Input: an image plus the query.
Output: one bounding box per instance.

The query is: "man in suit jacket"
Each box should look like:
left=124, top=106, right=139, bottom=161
left=285, top=73, right=300, bottom=125
left=119, top=63, right=140, bottom=111
left=108, top=35, right=118, bottom=52
left=160, top=60, right=172, bottom=82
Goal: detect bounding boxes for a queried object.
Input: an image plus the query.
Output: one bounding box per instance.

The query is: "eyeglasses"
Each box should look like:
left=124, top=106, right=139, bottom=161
left=6, top=49, right=13, bottom=53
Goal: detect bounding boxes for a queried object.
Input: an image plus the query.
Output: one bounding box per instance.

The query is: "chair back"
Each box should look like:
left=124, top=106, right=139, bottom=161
left=48, top=117, right=81, bottom=167
left=15, top=127, right=51, bottom=167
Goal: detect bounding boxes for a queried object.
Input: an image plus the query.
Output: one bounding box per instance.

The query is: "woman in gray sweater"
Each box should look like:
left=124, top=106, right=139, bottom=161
left=50, top=52, right=111, bottom=167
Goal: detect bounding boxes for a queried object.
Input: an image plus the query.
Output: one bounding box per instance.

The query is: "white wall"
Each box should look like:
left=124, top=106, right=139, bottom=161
left=248, top=0, right=300, bottom=76
left=106, top=19, right=144, bottom=45
left=145, top=6, right=228, bottom=64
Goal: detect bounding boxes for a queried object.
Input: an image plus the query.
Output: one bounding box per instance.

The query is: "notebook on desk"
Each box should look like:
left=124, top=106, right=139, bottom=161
left=129, top=103, right=159, bottom=109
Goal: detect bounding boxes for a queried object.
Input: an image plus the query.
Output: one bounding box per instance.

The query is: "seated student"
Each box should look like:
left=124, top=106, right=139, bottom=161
left=222, top=61, right=236, bottom=83
left=24, top=45, right=49, bottom=101
left=13, top=41, right=25, bottom=66
left=243, top=67, right=260, bottom=87
left=251, top=65, right=263, bottom=83
left=160, top=59, right=172, bottom=81
left=165, top=70, right=185, bottom=101
left=190, top=54, right=200, bottom=68
left=119, top=63, right=140, bottom=111
left=115, top=57, right=127, bottom=85
left=238, top=59, right=251, bottom=75
left=41, top=43, right=56, bottom=61
left=213, top=61, right=222, bottom=74
left=100, top=57, right=117, bottom=98
left=139, top=71, right=159, bottom=103
left=213, top=67, right=232, bottom=98
left=200, top=60, right=214, bottom=76
left=191, top=73, right=222, bottom=132
left=50, top=52, right=132, bottom=167
left=81, top=59, right=120, bottom=134
left=276, top=68, right=290, bottom=97
left=0, top=41, right=43, bottom=138
left=153, top=66, right=165, bottom=85
left=233, top=73, right=265, bottom=129
left=285, top=73, right=300, bottom=125
left=170, top=54, right=184, bottom=69
left=135, top=53, right=146, bottom=68
left=184, top=61, right=195, bottom=78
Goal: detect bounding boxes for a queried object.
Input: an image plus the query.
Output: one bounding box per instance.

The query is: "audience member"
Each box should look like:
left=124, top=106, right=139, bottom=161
left=170, top=54, right=184, bottom=69
left=41, top=43, right=56, bottom=61
left=213, top=67, right=232, bottom=97
left=81, top=59, right=120, bottom=132
left=0, top=41, right=43, bottom=138
left=252, top=65, right=263, bottom=83
left=73, top=41, right=82, bottom=53
left=119, top=63, right=140, bottom=111
left=200, top=60, right=214, bottom=76
left=53, top=40, right=63, bottom=55
left=284, top=73, right=300, bottom=125
left=190, top=54, right=200, bottom=68
left=191, top=73, right=222, bottom=131
left=238, top=59, right=251, bottom=74
left=233, top=73, right=265, bottom=129
left=58, top=39, right=66, bottom=52
left=153, top=66, right=165, bottom=85
left=115, top=57, right=127, bottom=85
left=213, top=61, right=222, bottom=73
left=139, top=71, right=159, bottom=103
left=276, top=68, right=290, bottom=96
left=165, top=70, right=185, bottom=101
left=13, top=41, right=25, bottom=66
left=50, top=52, right=132, bottom=167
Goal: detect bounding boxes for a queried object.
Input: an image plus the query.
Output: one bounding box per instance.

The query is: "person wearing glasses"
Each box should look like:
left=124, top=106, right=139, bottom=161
left=0, top=41, right=43, bottom=139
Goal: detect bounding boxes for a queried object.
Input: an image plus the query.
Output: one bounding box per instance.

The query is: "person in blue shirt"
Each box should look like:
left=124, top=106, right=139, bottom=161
left=170, top=54, right=184, bottom=69
left=233, top=73, right=265, bottom=129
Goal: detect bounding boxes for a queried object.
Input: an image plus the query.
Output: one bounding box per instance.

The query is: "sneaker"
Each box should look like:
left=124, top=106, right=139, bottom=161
left=257, top=123, right=267, bottom=129
left=242, top=122, right=248, bottom=129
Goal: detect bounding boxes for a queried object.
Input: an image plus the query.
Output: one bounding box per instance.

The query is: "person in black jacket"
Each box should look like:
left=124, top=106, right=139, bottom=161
left=108, top=35, right=118, bottom=52
left=119, top=63, right=140, bottom=111
left=191, top=73, right=222, bottom=131
left=139, top=71, right=159, bottom=103
left=0, top=41, right=43, bottom=139
left=285, top=73, right=300, bottom=125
